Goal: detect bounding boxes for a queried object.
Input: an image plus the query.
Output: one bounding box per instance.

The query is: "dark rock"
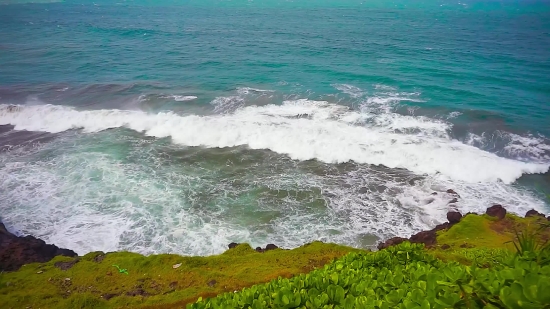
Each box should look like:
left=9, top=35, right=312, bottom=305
left=169, top=281, right=178, bottom=289
left=526, top=209, right=545, bottom=218
left=434, top=222, right=452, bottom=232
left=377, top=222, right=452, bottom=250
left=265, top=244, right=278, bottom=251
left=255, top=247, right=263, bottom=252
left=448, top=198, right=459, bottom=204
left=431, top=192, right=438, bottom=195
left=0, top=221, right=77, bottom=272
left=101, top=293, right=118, bottom=300
left=410, top=230, right=437, bottom=246
left=547, top=216, right=550, bottom=221
left=55, top=258, right=80, bottom=271
left=126, top=288, right=148, bottom=297
left=228, top=242, right=239, bottom=249
left=447, top=211, right=463, bottom=224
left=207, top=280, right=217, bottom=287
left=377, top=237, right=407, bottom=250
left=446, top=189, right=460, bottom=197
left=0, top=222, right=9, bottom=235
left=486, top=205, right=506, bottom=220
left=441, top=244, right=450, bottom=250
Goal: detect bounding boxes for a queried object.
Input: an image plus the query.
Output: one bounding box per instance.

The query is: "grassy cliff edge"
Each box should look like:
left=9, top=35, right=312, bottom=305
left=1, top=211, right=549, bottom=309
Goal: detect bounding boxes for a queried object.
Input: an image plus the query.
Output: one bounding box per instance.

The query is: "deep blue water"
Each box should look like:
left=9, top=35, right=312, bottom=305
left=0, top=0, right=549, bottom=255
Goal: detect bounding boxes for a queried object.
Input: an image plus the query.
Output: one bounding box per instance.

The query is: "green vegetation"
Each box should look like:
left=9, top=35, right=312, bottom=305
left=1, top=213, right=549, bottom=309
left=189, top=240, right=550, bottom=309
left=188, top=214, right=550, bottom=309
left=0, top=242, right=358, bottom=309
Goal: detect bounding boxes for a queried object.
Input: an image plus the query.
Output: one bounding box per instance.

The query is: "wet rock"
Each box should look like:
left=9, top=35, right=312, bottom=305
left=207, top=280, right=217, bottom=287
left=486, top=205, right=506, bottom=220
left=441, top=244, right=450, bottom=250
left=446, top=189, right=460, bottom=197
left=448, top=198, right=459, bottom=204
left=55, top=258, right=80, bottom=271
left=431, top=192, right=438, bottom=196
left=228, top=242, right=239, bottom=249
left=265, top=244, right=279, bottom=251
left=525, top=209, right=545, bottom=218
left=377, top=237, right=407, bottom=250
left=255, top=247, right=262, bottom=252
left=434, top=222, right=452, bottom=232
left=378, top=222, right=453, bottom=250
left=410, top=230, right=437, bottom=246
left=447, top=211, right=462, bottom=224
left=0, top=221, right=77, bottom=272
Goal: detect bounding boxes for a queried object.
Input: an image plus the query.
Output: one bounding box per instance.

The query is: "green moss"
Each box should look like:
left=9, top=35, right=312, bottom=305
left=0, top=242, right=358, bottom=309
left=435, top=213, right=548, bottom=251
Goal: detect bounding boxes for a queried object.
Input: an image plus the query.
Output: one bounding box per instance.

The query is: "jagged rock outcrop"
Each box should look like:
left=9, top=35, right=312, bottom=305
left=0, top=221, right=77, bottom=272
left=378, top=205, right=550, bottom=250
left=525, top=209, right=546, bottom=218
left=486, top=205, right=506, bottom=220
left=377, top=219, right=454, bottom=250
left=228, top=242, right=280, bottom=253
left=446, top=211, right=462, bottom=224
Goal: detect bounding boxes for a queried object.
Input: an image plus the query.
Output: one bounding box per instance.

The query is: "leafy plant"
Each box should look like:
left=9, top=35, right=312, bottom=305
left=508, top=222, right=550, bottom=266
left=187, top=242, right=550, bottom=309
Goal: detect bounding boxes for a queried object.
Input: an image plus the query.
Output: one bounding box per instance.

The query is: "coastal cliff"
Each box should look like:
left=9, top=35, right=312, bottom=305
left=1, top=206, right=549, bottom=308
left=0, top=221, right=77, bottom=272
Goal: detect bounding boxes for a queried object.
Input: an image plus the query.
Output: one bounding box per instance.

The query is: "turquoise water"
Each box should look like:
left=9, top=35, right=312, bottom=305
left=0, top=0, right=549, bottom=255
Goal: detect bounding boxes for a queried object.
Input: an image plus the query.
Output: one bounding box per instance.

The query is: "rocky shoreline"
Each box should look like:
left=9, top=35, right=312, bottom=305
left=377, top=205, right=550, bottom=250
left=1, top=204, right=549, bottom=272
left=0, top=221, right=76, bottom=272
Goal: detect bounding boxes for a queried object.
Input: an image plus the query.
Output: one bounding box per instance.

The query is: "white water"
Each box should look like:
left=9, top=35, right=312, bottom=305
left=1, top=89, right=549, bottom=256
left=1, top=102, right=548, bottom=184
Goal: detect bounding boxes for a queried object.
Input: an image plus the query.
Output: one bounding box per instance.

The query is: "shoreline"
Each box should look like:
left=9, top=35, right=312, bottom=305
left=1, top=204, right=549, bottom=308
left=2, top=203, right=549, bottom=273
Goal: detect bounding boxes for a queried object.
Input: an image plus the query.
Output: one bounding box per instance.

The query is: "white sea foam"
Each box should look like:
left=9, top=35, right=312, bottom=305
left=210, top=96, right=245, bottom=113
left=447, top=111, right=462, bottom=119
left=332, top=84, right=365, bottom=98
left=502, top=132, right=550, bottom=162
left=172, top=95, right=198, bottom=102
left=236, top=87, right=275, bottom=95
left=0, top=125, right=547, bottom=256
left=1, top=102, right=548, bottom=184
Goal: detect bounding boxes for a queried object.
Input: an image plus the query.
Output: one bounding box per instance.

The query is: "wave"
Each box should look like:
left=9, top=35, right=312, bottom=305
left=1, top=102, right=548, bottom=184
left=160, top=95, right=198, bottom=102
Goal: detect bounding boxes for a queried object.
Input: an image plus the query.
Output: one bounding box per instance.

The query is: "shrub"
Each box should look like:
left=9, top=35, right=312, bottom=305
left=188, top=242, right=550, bottom=309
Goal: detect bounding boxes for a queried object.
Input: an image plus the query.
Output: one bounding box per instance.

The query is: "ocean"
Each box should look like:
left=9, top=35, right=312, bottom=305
left=0, top=0, right=549, bottom=256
